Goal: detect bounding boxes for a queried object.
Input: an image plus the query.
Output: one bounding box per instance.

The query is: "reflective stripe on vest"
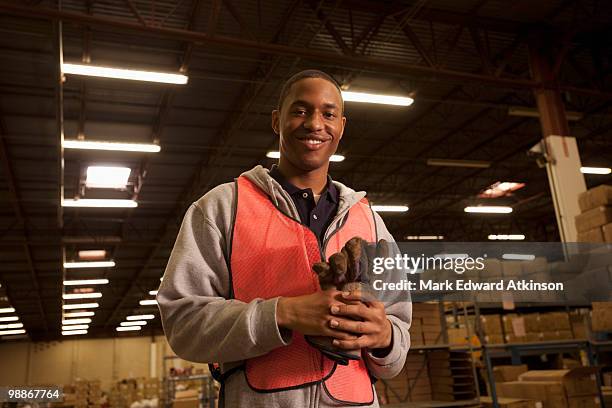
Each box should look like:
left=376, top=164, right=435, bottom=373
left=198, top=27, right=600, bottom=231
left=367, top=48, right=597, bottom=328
left=230, top=176, right=376, bottom=404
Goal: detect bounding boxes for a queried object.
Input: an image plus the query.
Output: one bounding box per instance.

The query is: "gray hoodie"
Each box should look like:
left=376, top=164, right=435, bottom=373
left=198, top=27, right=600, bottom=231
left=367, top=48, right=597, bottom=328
left=157, top=165, right=412, bottom=407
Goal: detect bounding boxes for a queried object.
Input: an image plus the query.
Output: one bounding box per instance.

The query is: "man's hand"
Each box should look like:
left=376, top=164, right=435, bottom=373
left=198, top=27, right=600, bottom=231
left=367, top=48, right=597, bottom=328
left=276, top=289, right=359, bottom=341
left=328, top=290, right=393, bottom=351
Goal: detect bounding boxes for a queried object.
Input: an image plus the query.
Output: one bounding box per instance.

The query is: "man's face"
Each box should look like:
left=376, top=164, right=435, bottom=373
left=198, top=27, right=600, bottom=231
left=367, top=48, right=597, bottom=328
left=272, top=78, right=346, bottom=172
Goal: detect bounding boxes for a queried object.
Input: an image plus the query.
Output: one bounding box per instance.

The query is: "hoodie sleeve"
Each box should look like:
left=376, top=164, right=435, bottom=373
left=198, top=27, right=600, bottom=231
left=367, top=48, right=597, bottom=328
left=364, top=211, right=412, bottom=379
left=157, top=186, right=291, bottom=364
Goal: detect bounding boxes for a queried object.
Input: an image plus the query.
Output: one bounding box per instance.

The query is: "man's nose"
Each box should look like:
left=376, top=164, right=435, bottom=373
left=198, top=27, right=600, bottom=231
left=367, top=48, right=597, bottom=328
left=304, top=112, right=324, bottom=131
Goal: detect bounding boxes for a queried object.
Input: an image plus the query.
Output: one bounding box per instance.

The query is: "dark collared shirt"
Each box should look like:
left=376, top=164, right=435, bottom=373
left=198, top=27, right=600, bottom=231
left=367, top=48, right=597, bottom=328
left=270, top=166, right=339, bottom=244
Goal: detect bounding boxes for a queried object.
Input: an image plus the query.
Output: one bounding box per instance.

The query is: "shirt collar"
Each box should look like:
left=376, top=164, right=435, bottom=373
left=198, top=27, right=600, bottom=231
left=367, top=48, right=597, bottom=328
left=269, top=165, right=338, bottom=204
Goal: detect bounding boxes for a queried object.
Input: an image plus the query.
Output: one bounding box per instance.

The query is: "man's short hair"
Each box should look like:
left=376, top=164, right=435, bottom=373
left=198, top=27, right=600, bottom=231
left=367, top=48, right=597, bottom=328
left=277, top=69, right=344, bottom=111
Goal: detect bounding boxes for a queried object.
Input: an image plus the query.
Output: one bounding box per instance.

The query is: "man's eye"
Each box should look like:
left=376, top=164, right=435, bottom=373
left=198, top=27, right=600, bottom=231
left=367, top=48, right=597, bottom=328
left=293, top=110, right=307, bottom=116
left=324, top=112, right=336, bottom=118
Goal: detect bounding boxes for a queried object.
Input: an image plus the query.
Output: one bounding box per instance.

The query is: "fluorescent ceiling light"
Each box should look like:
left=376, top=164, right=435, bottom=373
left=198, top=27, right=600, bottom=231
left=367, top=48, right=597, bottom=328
left=479, top=181, right=525, bottom=198
left=63, top=311, right=95, bottom=318
left=342, top=91, right=414, bottom=106
left=116, top=326, right=141, bottom=332
left=86, top=166, right=131, bottom=189
left=266, top=151, right=344, bottom=162
left=64, top=279, right=110, bottom=285
left=120, top=321, right=147, bottom=326
left=0, top=329, right=26, bottom=336
left=126, top=314, right=155, bottom=320
left=63, top=293, right=102, bottom=300
left=139, top=300, right=158, bottom=306
left=0, top=323, right=23, bottom=330
left=62, top=199, right=138, bottom=208
left=62, top=330, right=88, bottom=336
left=427, top=158, right=491, bottom=168
left=62, top=318, right=92, bottom=325
left=62, top=324, right=89, bottom=331
left=64, top=140, right=161, bottom=153
left=78, top=250, right=107, bottom=260
left=405, top=235, right=444, bottom=240
left=502, top=253, right=536, bottom=261
left=580, top=167, right=611, bottom=175
left=0, top=307, right=15, bottom=314
left=148, top=290, right=158, bottom=296
left=62, top=63, right=188, bottom=84
left=64, top=261, right=115, bottom=269
left=62, top=303, right=99, bottom=310
left=488, top=234, right=525, bottom=241
left=371, top=205, right=409, bottom=212
left=508, top=106, right=582, bottom=121
left=0, top=316, right=19, bottom=322
left=464, top=206, right=513, bottom=214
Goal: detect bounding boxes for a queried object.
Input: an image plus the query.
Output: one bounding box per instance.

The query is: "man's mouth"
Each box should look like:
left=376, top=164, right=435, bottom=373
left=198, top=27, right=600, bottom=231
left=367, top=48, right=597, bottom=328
left=303, top=139, right=324, bottom=145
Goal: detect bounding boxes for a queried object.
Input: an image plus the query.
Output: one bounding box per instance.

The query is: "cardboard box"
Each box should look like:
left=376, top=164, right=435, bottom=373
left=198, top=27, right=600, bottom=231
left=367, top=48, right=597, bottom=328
left=575, top=206, right=612, bottom=233
left=568, top=395, right=601, bottom=408
left=493, top=365, right=529, bottom=382
left=481, top=315, right=503, bottom=335
left=518, top=368, right=598, bottom=397
left=496, top=381, right=567, bottom=407
left=592, top=302, right=612, bottom=311
left=484, top=334, right=505, bottom=344
left=603, top=223, right=612, bottom=243
left=577, top=227, right=605, bottom=243
left=591, top=308, right=612, bottom=331
left=578, top=185, right=612, bottom=212
left=173, top=399, right=199, bottom=408
left=175, top=390, right=199, bottom=399
left=480, top=396, right=542, bottom=408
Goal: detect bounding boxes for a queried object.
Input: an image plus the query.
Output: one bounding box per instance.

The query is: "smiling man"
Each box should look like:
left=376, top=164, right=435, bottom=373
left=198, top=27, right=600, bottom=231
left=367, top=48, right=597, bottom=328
left=158, top=70, right=411, bottom=407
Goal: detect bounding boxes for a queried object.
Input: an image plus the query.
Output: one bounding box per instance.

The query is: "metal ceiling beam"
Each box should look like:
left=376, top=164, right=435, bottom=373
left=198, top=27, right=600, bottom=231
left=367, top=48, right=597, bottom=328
left=103, top=0, right=205, bottom=328
left=0, top=111, right=49, bottom=333
left=0, top=2, right=547, bottom=90
left=393, top=15, right=434, bottom=67
left=307, top=0, right=352, bottom=54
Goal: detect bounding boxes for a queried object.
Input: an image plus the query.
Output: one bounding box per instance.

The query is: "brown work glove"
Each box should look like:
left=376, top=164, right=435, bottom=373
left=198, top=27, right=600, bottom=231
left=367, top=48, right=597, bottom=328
left=307, top=237, right=389, bottom=364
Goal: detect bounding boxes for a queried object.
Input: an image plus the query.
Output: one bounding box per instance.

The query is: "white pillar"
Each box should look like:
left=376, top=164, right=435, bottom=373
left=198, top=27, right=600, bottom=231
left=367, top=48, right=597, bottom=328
left=150, top=340, right=157, bottom=378
left=543, top=135, right=586, bottom=242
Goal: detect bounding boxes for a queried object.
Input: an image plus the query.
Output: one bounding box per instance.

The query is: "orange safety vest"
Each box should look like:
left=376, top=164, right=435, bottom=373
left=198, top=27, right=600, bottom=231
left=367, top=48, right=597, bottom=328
left=229, top=176, right=377, bottom=405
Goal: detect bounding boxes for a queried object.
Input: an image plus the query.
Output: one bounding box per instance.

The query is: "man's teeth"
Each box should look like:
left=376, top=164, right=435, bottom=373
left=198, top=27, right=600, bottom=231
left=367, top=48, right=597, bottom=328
left=305, top=139, right=323, bottom=145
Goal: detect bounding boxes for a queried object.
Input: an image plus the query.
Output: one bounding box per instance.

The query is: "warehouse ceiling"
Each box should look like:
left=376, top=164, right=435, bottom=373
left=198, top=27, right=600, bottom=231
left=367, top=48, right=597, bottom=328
left=0, top=0, right=611, bottom=341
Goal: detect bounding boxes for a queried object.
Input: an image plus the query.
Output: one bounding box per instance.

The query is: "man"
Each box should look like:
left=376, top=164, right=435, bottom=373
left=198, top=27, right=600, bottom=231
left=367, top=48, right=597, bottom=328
left=158, top=70, right=411, bottom=407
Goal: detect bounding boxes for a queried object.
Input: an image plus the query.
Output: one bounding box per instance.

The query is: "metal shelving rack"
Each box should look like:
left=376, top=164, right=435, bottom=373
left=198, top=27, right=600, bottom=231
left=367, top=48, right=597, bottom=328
left=162, top=356, right=216, bottom=408
left=471, top=300, right=612, bottom=408
left=380, top=302, right=482, bottom=407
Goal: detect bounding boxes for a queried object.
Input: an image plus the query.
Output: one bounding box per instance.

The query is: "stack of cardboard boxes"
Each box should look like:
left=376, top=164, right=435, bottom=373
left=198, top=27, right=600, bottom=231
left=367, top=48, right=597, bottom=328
left=60, top=380, right=102, bottom=408
left=503, top=312, right=574, bottom=343
left=375, top=353, right=429, bottom=404
left=496, top=368, right=601, bottom=408
left=591, top=302, right=612, bottom=332
left=429, top=350, right=477, bottom=402
left=447, top=311, right=582, bottom=345
left=375, top=349, right=477, bottom=405
left=410, top=303, right=444, bottom=346
left=108, top=378, right=161, bottom=408
left=172, top=389, right=200, bottom=408
left=576, top=184, right=612, bottom=242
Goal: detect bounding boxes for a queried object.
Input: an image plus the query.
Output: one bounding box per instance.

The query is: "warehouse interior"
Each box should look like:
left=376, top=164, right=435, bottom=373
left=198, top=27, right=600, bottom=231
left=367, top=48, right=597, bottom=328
left=0, top=0, right=611, bottom=407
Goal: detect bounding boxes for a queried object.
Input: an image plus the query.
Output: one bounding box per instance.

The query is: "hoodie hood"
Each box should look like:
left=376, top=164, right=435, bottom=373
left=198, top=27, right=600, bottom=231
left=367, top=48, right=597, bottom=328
left=240, top=165, right=367, bottom=222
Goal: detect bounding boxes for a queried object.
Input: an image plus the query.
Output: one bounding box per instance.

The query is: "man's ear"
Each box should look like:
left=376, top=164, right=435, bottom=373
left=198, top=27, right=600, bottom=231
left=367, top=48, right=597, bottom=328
left=338, top=115, right=347, bottom=141
left=271, top=110, right=280, bottom=135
